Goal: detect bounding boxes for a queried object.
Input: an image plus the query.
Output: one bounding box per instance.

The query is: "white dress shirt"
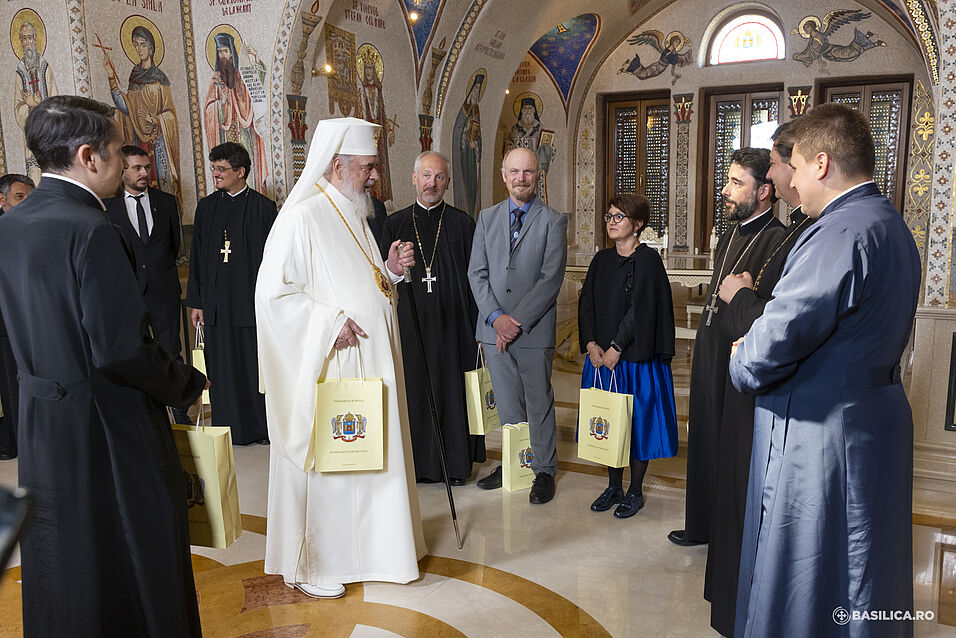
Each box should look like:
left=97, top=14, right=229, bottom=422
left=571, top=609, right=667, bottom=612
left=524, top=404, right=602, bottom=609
left=124, top=189, right=153, bottom=237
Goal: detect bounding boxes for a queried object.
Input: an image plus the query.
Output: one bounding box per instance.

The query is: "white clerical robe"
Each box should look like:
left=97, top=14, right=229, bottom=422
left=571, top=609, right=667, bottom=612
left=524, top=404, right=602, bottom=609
left=255, top=177, right=425, bottom=586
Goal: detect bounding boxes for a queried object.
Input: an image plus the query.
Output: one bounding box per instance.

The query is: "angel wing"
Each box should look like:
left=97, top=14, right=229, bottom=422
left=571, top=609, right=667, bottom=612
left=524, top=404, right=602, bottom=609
left=821, top=9, right=871, bottom=35
left=626, top=29, right=666, bottom=53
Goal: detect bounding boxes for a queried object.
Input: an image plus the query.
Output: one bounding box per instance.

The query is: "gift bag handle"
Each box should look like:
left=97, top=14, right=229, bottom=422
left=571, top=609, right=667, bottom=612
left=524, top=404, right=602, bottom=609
left=331, top=333, right=367, bottom=383
left=475, top=343, right=487, bottom=370
left=194, top=324, right=205, bottom=350
left=591, top=367, right=619, bottom=393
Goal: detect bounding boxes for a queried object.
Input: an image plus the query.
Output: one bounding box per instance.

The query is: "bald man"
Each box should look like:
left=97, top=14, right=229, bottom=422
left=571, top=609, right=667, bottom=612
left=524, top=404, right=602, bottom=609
left=468, top=147, right=568, bottom=504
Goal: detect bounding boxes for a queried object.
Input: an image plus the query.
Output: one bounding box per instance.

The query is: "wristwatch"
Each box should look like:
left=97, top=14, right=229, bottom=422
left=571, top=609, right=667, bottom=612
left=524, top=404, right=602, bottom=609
left=609, top=340, right=622, bottom=352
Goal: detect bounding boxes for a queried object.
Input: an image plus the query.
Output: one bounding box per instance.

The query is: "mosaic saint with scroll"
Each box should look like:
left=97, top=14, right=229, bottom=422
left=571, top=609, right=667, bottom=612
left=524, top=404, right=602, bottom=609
left=504, top=93, right=555, bottom=204
left=101, top=18, right=181, bottom=201
left=12, top=10, right=57, bottom=185
left=203, top=28, right=269, bottom=193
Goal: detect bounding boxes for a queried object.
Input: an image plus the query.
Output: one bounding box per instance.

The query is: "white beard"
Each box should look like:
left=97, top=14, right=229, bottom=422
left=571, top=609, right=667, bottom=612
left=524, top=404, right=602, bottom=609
left=340, top=182, right=375, bottom=219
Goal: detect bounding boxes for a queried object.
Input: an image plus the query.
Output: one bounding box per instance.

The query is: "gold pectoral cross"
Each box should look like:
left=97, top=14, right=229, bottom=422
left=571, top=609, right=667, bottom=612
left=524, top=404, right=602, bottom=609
left=221, top=239, right=232, bottom=263
left=422, top=267, right=437, bottom=293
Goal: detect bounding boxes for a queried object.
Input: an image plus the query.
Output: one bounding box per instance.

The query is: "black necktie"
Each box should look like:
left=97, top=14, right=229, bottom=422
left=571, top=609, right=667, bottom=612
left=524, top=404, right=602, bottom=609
left=133, top=194, right=148, bottom=243
left=510, top=208, right=524, bottom=251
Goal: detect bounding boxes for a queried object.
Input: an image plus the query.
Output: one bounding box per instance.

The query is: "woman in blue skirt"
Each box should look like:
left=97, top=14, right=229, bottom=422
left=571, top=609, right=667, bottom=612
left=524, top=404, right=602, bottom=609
left=578, top=193, right=678, bottom=518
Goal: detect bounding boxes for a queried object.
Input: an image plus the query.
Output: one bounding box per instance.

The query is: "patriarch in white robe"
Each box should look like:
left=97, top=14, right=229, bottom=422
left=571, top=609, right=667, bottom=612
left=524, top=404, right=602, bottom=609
left=255, top=117, right=425, bottom=598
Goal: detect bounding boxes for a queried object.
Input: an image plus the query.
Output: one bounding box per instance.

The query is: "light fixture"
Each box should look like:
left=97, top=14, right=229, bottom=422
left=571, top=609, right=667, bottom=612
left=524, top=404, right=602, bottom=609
left=409, top=11, right=419, bottom=21
left=505, top=89, right=510, bottom=95
left=324, top=63, right=332, bottom=73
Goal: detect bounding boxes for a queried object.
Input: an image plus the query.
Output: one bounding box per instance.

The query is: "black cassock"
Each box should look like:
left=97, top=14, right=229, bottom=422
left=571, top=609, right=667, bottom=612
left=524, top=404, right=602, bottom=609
left=703, top=208, right=812, bottom=637
left=0, top=207, right=18, bottom=458
left=381, top=202, right=486, bottom=481
left=0, top=177, right=206, bottom=637
left=186, top=188, right=276, bottom=444
left=685, top=209, right=785, bottom=543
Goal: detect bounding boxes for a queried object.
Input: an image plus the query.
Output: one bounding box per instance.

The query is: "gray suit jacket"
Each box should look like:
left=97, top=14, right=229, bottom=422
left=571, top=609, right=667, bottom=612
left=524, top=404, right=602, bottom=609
left=468, top=197, right=568, bottom=348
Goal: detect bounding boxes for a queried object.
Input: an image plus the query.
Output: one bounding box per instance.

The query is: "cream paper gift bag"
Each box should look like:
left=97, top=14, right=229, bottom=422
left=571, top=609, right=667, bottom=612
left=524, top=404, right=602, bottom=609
left=172, top=414, right=242, bottom=549
left=577, top=370, right=633, bottom=468
left=312, top=349, right=384, bottom=472
left=502, top=422, right=535, bottom=491
left=465, top=345, right=500, bottom=435
left=191, top=325, right=211, bottom=405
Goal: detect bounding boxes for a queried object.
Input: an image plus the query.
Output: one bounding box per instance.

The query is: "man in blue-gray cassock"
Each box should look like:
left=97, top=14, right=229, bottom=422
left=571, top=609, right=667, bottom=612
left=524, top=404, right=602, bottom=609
left=729, top=103, right=920, bottom=638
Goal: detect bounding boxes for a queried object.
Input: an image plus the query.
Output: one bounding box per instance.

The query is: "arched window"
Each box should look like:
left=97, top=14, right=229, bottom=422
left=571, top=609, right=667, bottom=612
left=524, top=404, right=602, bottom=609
left=708, top=13, right=785, bottom=65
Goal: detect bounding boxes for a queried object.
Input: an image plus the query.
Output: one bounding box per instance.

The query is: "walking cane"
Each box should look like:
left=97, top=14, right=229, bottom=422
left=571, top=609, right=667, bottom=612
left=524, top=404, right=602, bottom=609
left=402, top=265, right=464, bottom=550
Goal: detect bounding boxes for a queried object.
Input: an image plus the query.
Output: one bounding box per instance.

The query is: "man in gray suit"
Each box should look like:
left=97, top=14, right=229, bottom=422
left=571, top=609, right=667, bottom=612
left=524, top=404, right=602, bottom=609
left=468, top=147, right=568, bottom=504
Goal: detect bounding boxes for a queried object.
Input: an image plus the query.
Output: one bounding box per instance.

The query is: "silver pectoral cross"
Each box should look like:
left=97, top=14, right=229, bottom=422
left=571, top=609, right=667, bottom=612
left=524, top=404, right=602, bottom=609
left=422, top=267, right=437, bottom=293
left=221, top=240, right=232, bottom=263
left=704, top=293, right=719, bottom=327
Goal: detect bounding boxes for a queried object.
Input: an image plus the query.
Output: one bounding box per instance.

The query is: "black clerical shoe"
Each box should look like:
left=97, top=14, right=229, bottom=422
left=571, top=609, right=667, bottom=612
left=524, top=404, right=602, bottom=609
left=590, top=487, right=625, bottom=512
left=0, top=451, right=15, bottom=461
left=613, top=492, right=645, bottom=519
left=449, top=478, right=467, bottom=486
left=529, top=472, right=555, bottom=504
left=476, top=466, right=502, bottom=490
left=667, top=529, right=707, bottom=546
left=256, top=438, right=270, bottom=446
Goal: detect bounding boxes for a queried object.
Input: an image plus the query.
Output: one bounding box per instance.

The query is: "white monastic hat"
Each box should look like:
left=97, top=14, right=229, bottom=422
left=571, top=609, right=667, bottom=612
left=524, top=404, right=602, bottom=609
left=282, top=117, right=381, bottom=211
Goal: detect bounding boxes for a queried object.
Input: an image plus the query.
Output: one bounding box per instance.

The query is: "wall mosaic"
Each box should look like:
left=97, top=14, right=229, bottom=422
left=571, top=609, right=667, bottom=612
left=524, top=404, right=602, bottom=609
left=527, top=14, right=600, bottom=115
left=435, top=0, right=487, bottom=119
left=619, top=29, right=692, bottom=85
left=790, top=10, right=887, bottom=69
left=926, top=0, right=954, bottom=306
left=399, top=0, right=445, bottom=84
left=906, top=80, right=934, bottom=289
left=573, top=99, right=595, bottom=250
left=673, top=93, right=693, bottom=252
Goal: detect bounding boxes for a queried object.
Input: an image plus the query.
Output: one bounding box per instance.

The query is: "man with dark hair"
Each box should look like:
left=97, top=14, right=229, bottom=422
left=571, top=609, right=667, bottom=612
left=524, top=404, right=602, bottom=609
left=0, top=173, right=33, bottom=459
left=187, top=141, right=276, bottom=445
left=0, top=173, right=34, bottom=213
left=0, top=95, right=206, bottom=636
left=730, top=103, right=920, bottom=637
left=696, top=126, right=815, bottom=636
left=669, top=147, right=785, bottom=550
left=104, top=145, right=187, bottom=423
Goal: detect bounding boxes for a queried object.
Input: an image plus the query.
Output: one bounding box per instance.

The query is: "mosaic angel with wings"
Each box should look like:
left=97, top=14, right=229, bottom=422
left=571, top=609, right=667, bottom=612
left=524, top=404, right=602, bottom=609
left=792, top=9, right=886, bottom=69
left=618, top=29, right=692, bottom=85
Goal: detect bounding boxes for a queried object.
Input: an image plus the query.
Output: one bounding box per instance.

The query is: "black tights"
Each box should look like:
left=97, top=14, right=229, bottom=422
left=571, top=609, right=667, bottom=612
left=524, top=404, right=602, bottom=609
left=608, top=459, right=649, bottom=495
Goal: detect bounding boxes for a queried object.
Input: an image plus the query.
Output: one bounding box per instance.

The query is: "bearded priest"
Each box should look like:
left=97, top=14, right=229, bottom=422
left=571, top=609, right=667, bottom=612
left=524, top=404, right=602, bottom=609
left=255, top=117, right=425, bottom=599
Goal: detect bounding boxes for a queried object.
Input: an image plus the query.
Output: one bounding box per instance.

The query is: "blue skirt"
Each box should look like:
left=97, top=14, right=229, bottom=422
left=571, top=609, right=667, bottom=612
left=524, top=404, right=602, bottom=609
left=580, top=357, right=678, bottom=461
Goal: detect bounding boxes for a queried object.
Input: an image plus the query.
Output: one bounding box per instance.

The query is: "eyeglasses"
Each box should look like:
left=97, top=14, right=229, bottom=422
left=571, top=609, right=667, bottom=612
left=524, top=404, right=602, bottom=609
left=604, top=213, right=628, bottom=223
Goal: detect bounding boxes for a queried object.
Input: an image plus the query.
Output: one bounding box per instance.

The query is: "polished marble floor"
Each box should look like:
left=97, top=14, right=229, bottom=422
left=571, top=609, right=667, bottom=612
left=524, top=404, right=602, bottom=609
left=0, top=315, right=953, bottom=636
left=0, top=434, right=954, bottom=637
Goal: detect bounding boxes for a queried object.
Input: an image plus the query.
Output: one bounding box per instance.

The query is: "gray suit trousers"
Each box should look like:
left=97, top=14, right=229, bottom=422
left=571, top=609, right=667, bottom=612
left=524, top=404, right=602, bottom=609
left=483, top=344, right=557, bottom=476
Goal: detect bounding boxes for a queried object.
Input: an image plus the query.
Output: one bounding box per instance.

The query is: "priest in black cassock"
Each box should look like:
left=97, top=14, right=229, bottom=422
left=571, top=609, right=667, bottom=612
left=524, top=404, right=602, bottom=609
left=0, top=96, right=206, bottom=637
left=187, top=142, right=276, bottom=444
left=668, top=147, right=785, bottom=550
left=0, top=174, right=32, bottom=459
left=380, top=150, right=485, bottom=483
left=702, top=127, right=813, bottom=637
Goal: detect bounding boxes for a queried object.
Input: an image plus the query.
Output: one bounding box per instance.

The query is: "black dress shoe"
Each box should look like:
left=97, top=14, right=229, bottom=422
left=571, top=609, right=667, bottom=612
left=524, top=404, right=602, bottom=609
left=476, top=466, right=502, bottom=490
left=667, top=529, right=707, bottom=546
left=590, top=487, right=624, bottom=512
left=256, top=438, right=270, bottom=446
left=449, top=478, right=467, bottom=486
left=529, top=472, right=555, bottom=504
left=0, top=451, right=16, bottom=461
left=613, top=492, right=645, bottom=518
